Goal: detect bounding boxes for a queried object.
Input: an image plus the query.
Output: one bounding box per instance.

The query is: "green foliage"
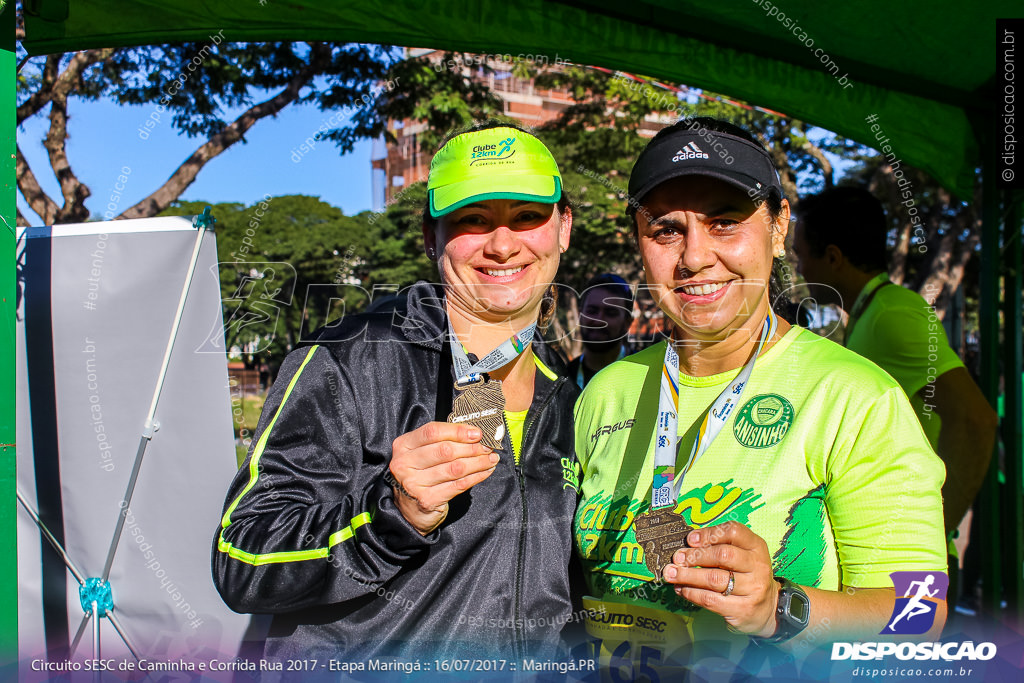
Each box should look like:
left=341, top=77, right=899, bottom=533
left=359, top=181, right=436, bottom=287
left=161, top=191, right=437, bottom=377
left=347, top=51, right=507, bottom=154
left=161, top=196, right=376, bottom=374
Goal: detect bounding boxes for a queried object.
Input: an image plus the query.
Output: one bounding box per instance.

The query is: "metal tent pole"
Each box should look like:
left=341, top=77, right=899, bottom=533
left=978, top=147, right=1003, bottom=617
left=1001, top=193, right=1023, bottom=629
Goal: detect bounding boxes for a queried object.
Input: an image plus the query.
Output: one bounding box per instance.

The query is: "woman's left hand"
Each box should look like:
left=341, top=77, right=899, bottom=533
left=661, top=520, right=780, bottom=637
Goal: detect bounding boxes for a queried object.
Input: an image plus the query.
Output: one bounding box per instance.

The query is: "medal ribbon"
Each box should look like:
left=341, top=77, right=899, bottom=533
left=447, top=320, right=536, bottom=386
left=651, top=311, right=778, bottom=509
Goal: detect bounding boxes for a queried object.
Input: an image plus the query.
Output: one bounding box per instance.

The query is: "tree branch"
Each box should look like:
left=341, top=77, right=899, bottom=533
left=119, top=44, right=331, bottom=219
left=44, top=98, right=92, bottom=223
left=17, top=49, right=115, bottom=125
left=802, top=141, right=833, bottom=189
left=872, top=164, right=909, bottom=285
left=918, top=230, right=957, bottom=315
left=769, top=121, right=799, bottom=205
left=918, top=213, right=980, bottom=315
left=17, top=208, right=31, bottom=228
left=16, top=144, right=60, bottom=225
left=17, top=48, right=117, bottom=224
left=16, top=54, right=60, bottom=124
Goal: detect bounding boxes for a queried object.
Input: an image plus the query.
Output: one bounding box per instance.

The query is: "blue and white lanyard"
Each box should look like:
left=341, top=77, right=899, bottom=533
left=651, top=311, right=777, bottom=509
left=447, top=321, right=536, bottom=386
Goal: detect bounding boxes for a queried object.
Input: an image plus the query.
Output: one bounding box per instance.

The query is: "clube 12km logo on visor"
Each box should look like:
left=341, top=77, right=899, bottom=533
left=832, top=571, right=997, bottom=662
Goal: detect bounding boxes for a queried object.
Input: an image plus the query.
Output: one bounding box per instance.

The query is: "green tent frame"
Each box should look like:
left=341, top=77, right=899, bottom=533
left=6, top=0, right=1023, bottom=660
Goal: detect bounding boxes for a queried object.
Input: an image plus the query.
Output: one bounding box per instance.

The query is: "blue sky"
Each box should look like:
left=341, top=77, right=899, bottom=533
left=17, top=94, right=376, bottom=226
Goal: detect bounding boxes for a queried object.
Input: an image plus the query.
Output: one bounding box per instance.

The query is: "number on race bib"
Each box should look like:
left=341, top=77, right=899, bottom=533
left=604, top=639, right=662, bottom=683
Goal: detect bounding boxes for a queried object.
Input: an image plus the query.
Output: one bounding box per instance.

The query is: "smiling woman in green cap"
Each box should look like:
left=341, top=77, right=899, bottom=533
left=213, top=121, right=583, bottom=668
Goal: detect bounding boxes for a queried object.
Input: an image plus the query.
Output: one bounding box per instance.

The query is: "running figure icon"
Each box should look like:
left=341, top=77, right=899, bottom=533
left=888, top=573, right=939, bottom=631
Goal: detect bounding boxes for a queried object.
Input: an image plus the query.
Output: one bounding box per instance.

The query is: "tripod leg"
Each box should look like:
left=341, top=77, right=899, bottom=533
left=93, top=601, right=101, bottom=683
left=107, top=611, right=142, bottom=662
left=69, top=610, right=91, bottom=657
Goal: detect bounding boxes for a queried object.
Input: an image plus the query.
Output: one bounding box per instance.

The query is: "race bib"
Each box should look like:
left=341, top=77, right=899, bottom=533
left=582, top=596, right=693, bottom=683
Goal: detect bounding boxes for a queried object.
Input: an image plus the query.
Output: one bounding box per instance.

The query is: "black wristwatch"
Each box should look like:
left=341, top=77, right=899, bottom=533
left=755, top=576, right=810, bottom=644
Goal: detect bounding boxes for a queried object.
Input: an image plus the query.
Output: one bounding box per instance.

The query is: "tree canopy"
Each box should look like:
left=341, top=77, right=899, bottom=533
left=19, top=37, right=987, bottom=365
left=15, top=25, right=394, bottom=225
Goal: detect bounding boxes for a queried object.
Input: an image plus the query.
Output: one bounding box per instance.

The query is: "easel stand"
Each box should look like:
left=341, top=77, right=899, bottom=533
left=19, top=209, right=216, bottom=670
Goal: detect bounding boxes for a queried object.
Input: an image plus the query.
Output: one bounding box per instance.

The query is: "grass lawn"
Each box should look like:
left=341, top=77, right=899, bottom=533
left=231, top=392, right=266, bottom=466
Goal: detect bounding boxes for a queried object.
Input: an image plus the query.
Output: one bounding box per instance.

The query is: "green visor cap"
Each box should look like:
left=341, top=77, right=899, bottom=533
left=427, top=127, right=562, bottom=218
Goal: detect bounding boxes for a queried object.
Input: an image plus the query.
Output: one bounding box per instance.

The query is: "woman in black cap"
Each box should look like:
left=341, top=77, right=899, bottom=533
left=572, top=118, right=947, bottom=674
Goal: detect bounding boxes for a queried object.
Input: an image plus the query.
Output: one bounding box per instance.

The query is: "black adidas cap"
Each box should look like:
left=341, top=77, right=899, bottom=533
left=628, top=125, right=783, bottom=209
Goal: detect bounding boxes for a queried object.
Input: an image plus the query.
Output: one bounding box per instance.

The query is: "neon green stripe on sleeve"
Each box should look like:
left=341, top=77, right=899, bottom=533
left=327, top=511, right=373, bottom=546
left=220, top=345, right=320, bottom=529
left=217, top=511, right=374, bottom=566
left=217, top=540, right=328, bottom=566
left=217, top=345, right=374, bottom=566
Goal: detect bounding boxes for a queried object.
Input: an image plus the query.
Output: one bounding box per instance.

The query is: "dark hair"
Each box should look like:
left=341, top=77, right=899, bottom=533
left=581, top=273, right=635, bottom=307
left=797, top=186, right=888, bottom=272
left=421, top=119, right=571, bottom=230
left=629, top=116, right=790, bottom=313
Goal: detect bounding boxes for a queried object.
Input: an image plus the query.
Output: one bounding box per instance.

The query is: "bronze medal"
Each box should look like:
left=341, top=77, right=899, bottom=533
left=448, top=376, right=507, bottom=450
left=633, top=509, right=694, bottom=578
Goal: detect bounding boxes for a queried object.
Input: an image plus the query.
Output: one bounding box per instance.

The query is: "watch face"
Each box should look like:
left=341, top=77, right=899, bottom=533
left=789, top=592, right=810, bottom=623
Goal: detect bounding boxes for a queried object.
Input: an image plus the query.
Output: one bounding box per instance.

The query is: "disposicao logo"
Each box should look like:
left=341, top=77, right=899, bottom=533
left=830, top=570, right=997, bottom=663
left=883, top=570, right=948, bottom=635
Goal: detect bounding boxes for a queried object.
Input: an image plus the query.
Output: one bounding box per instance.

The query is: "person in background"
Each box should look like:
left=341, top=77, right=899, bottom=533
left=792, top=187, right=998, bottom=602
left=566, top=274, right=635, bottom=389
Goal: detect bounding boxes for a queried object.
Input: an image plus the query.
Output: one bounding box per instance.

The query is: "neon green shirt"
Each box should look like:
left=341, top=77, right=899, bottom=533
left=573, top=326, right=946, bottom=665
left=845, top=273, right=965, bottom=448
left=504, top=409, right=528, bottom=465
left=503, top=353, right=558, bottom=465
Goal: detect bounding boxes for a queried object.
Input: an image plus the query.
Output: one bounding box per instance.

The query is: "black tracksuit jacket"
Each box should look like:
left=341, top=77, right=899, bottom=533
left=212, top=282, right=582, bottom=661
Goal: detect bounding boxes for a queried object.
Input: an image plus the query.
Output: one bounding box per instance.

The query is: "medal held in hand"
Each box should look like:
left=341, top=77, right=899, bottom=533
left=445, top=314, right=534, bottom=452
left=633, top=508, right=694, bottom=577
left=632, top=312, right=777, bottom=580
left=448, top=375, right=507, bottom=450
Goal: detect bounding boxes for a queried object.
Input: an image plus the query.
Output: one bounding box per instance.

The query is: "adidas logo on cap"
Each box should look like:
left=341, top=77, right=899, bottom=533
left=672, top=142, right=710, bottom=162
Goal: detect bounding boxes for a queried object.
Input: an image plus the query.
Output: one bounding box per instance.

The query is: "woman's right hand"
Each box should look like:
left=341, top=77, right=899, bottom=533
left=389, top=422, right=500, bottom=534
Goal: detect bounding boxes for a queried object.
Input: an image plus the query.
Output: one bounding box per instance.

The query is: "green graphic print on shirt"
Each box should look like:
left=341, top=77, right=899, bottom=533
left=575, top=479, right=831, bottom=611
left=772, top=484, right=828, bottom=586
left=576, top=479, right=763, bottom=611
left=574, top=328, right=948, bottom=618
